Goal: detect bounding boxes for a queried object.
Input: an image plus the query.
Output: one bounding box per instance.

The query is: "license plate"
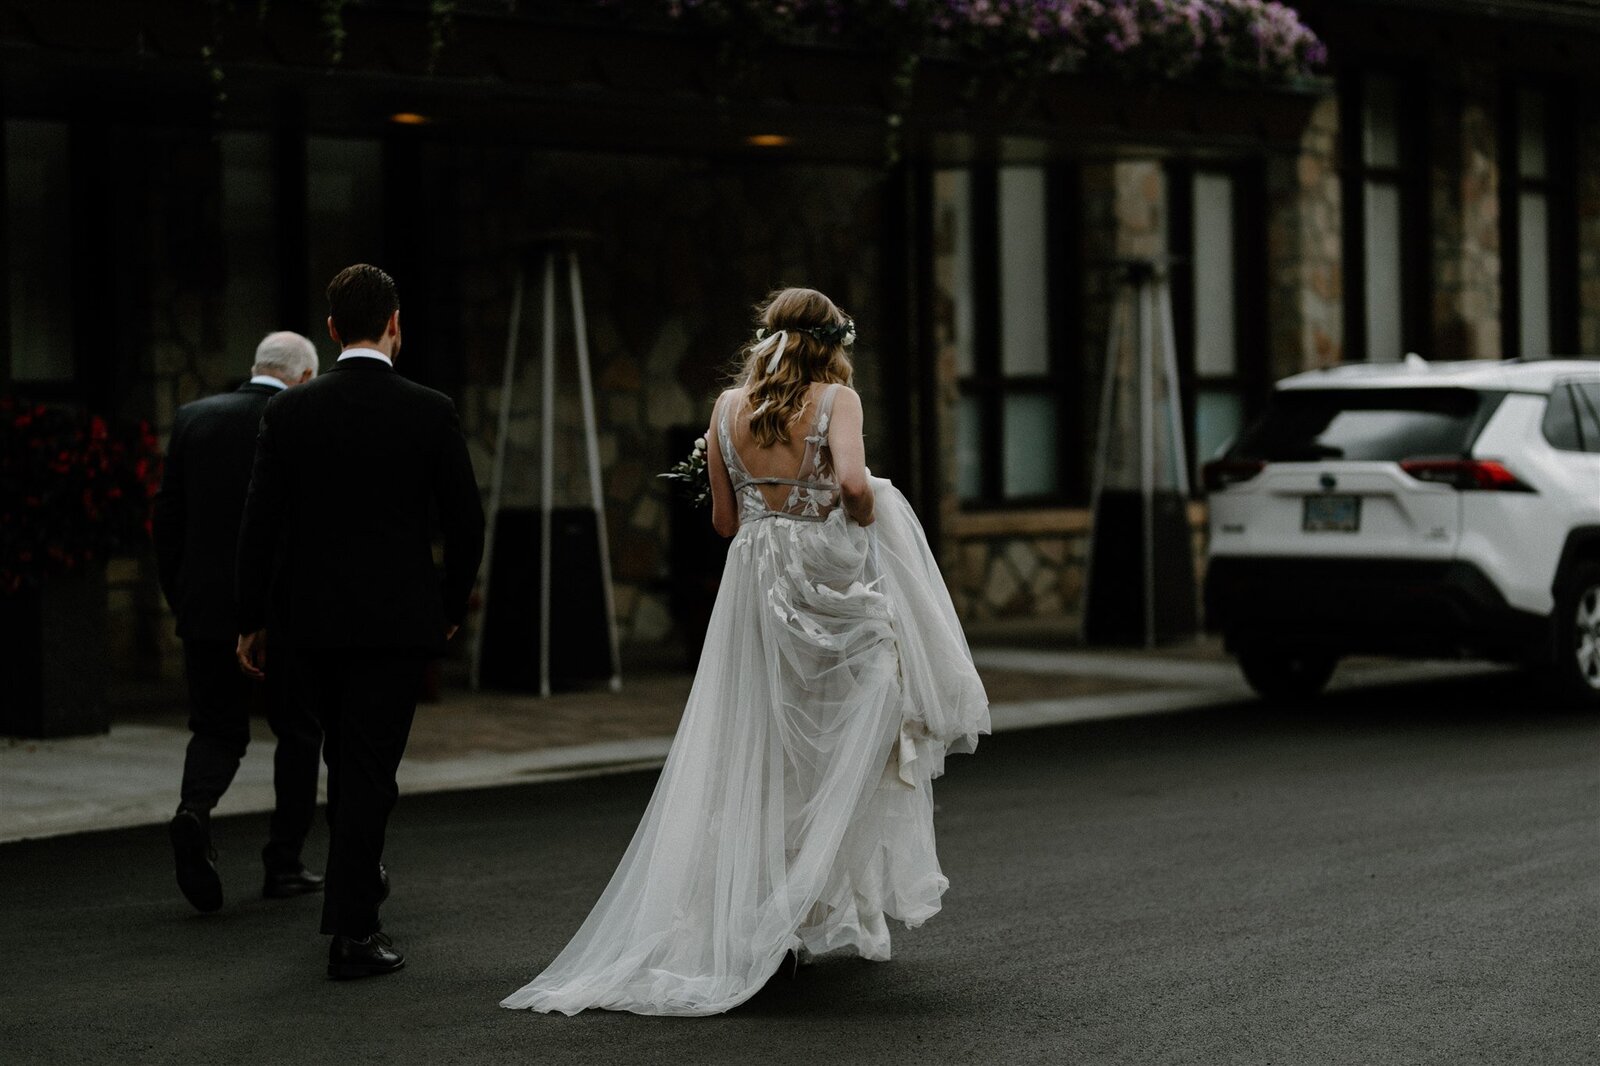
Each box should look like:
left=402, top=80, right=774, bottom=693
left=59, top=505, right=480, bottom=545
left=1303, top=494, right=1361, bottom=533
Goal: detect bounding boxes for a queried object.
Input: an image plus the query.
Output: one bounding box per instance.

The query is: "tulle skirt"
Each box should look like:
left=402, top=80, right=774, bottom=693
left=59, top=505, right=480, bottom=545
left=500, top=478, right=989, bottom=1016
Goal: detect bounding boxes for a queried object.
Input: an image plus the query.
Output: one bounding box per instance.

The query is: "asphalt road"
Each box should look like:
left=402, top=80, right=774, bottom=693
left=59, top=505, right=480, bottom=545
left=4, top=671, right=1596, bottom=1066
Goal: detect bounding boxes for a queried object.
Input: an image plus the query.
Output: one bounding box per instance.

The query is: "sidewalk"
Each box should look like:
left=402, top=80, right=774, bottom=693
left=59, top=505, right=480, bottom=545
left=0, top=638, right=1506, bottom=843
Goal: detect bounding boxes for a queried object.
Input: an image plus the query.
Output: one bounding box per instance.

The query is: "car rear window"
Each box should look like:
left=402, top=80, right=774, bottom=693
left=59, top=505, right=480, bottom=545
left=1230, top=388, right=1503, bottom=462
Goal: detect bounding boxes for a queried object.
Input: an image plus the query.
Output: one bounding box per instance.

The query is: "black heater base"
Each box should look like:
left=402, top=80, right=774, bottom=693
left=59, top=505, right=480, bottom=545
left=478, top=508, right=614, bottom=692
left=1082, top=490, right=1198, bottom=647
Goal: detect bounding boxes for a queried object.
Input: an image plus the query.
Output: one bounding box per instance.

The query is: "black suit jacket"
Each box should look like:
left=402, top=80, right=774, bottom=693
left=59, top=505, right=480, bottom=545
left=152, top=382, right=283, bottom=642
left=236, top=356, right=486, bottom=653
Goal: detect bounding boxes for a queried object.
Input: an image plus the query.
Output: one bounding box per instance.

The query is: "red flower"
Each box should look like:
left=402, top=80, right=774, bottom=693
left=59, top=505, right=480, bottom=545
left=2, top=398, right=160, bottom=590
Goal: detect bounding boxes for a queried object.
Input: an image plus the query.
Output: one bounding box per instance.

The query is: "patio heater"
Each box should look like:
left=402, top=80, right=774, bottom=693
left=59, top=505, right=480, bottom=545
left=1081, top=257, right=1199, bottom=648
left=472, top=235, right=623, bottom=696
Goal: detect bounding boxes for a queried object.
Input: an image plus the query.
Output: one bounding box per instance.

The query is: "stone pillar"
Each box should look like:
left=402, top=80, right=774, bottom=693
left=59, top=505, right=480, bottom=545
left=929, top=170, right=966, bottom=594
left=1430, top=66, right=1502, bottom=361
left=1079, top=158, right=1168, bottom=454
left=1265, top=93, right=1341, bottom=380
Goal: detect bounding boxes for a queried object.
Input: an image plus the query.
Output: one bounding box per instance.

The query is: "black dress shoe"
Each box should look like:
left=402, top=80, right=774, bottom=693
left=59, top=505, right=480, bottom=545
left=169, top=809, right=223, bottom=914
left=263, top=865, right=325, bottom=899
left=328, top=931, right=405, bottom=980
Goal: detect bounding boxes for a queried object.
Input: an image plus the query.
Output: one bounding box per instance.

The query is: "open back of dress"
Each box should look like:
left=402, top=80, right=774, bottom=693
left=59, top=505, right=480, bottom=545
left=502, top=384, right=989, bottom=1017
left=722, top=382, right=842, bottom=520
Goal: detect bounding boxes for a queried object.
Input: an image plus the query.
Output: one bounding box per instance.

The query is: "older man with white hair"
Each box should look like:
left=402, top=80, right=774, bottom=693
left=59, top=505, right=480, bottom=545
left=152, top=330, right=324, bottom=913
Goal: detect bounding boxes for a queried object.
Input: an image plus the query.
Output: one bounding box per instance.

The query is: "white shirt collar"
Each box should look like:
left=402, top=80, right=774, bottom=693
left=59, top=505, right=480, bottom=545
left=337, top=347, right=393, bottom=367
left=248, top=374, right=288, bottom=391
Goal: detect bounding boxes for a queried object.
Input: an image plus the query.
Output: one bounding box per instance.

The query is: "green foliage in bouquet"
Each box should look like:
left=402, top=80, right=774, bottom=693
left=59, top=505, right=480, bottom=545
left=660, top=434, right=712, bottom=508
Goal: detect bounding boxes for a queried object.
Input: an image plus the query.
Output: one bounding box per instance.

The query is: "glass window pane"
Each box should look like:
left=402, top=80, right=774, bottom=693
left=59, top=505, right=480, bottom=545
left=1518, top=89, right=1548, bottom=181
left=998, top=167, right=1049, bottom=378
left=1362, top=74, right=1401, bottom=169
left=1192, top=173, right=1237, bottom=379
left=1002, top=393, right=1057, bottom=498
left=1575, top=384, right=1600, bottom=454
left=956, top=392, right=984, bottom=502
left=221, top=132, right=279, bottom=375
left=1235, top=388, right=1492, bottom=462
left=1364, top=181, right=1403, bottom=362
left=1541, top=386, right=1584, bottom=452
left=1519, top=191, right=1551, bottom=357
left=1196, top=390, right=1244, bottom=472
left=308, top=137, right=384, bottom=360
left=6, top=120, right=74, bottom=383
left=934, top=169, right=976, bottom=379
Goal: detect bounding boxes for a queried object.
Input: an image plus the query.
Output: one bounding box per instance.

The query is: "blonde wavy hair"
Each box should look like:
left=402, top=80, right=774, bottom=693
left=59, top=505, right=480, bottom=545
left=735, top=288, right=855, bottom=448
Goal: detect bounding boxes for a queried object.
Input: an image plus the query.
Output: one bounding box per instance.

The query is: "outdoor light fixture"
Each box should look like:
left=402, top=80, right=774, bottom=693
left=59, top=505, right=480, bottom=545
left=745, top=134, right=793, bottom=148
left=389, top=112, right=430, bottom=126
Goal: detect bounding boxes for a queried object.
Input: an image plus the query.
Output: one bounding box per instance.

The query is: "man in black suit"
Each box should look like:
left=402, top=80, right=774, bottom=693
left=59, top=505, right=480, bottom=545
left=237, top=264, right=484, bottom=980
left=153, top=331, right=325, bottom=914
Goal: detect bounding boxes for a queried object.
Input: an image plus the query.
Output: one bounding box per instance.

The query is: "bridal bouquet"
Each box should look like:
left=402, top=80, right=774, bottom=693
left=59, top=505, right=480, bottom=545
left=659, top=436, right=711, bottom=507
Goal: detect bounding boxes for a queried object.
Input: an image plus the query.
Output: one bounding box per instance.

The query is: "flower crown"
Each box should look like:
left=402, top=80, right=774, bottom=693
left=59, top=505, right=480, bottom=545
left=755, top=318, right=856, bottom=348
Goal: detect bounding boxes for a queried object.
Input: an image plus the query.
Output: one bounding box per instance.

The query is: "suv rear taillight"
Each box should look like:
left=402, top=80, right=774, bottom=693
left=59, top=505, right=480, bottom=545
left=1399, top=459, right=1536, bottom=492
left=1202, top=459, right=1266, bottom=493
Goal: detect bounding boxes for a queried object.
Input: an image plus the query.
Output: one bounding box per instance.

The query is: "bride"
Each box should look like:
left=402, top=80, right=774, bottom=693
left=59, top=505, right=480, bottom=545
left=501, top=287, right=990, bottom=1017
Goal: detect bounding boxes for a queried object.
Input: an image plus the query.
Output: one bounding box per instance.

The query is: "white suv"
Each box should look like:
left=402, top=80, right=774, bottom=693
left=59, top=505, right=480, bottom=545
left=1203, top=358, right=1600, bottom=707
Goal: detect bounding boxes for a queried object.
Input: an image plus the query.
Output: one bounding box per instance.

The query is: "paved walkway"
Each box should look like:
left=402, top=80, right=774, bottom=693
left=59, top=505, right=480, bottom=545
left=0, top=641, right=1506, bottom=843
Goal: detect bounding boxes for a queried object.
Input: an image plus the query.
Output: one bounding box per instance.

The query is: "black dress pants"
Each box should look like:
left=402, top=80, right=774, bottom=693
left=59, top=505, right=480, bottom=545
left=178, top=639, right=321, bottom=870
left=295, top=648, right=426, bottom=939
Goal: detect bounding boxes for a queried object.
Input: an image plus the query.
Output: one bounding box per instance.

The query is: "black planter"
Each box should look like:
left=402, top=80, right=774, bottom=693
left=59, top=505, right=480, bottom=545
left=0, top=568, right=111, bottom=737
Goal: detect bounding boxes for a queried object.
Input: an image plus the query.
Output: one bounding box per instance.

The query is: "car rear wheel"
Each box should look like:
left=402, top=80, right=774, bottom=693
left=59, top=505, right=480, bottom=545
left=1236, top=647, right=1338, bottom=702
left=1548, top=561, right=1600, bottom=709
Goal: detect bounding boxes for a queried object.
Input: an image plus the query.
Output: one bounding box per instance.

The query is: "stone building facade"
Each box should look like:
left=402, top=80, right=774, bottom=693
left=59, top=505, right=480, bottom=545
left=6, top=0, right=1600, bottom=692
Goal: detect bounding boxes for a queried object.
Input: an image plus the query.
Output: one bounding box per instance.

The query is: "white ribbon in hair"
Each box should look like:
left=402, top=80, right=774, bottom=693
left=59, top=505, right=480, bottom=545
left=753, top=329, right=789, bottom=376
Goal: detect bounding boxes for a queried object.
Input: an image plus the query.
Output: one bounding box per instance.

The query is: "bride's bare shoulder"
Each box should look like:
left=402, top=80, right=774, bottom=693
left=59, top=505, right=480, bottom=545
left=828, top=384, right=863, bottom=411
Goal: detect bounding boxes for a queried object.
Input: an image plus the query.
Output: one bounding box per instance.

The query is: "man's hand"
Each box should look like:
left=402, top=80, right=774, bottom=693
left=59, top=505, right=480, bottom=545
left=445, top=624, right=460, bottom=642
left=236, top=630, right=267, bottom=680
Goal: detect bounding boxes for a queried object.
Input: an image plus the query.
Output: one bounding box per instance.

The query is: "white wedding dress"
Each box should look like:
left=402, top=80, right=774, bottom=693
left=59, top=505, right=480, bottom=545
left=501, top=384, right=989, bottom=1017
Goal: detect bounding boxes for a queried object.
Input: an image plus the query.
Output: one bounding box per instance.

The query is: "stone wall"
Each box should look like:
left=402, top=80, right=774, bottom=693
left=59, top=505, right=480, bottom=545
left=947, top=522, right=1086, bottom=627
left=444, top=148, right=889, bottom=653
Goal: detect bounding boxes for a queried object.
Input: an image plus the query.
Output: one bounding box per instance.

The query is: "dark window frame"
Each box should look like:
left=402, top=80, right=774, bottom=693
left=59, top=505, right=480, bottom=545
left=1340, top=67, right=1433, bottom=363
left=1167, top=158, right=1271, bottom=495
left=956, top=162, right=1087, bottom=509
left=0, top=114, right=98, bottom=405
left=1500, top=81, right=1580, bottom=360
